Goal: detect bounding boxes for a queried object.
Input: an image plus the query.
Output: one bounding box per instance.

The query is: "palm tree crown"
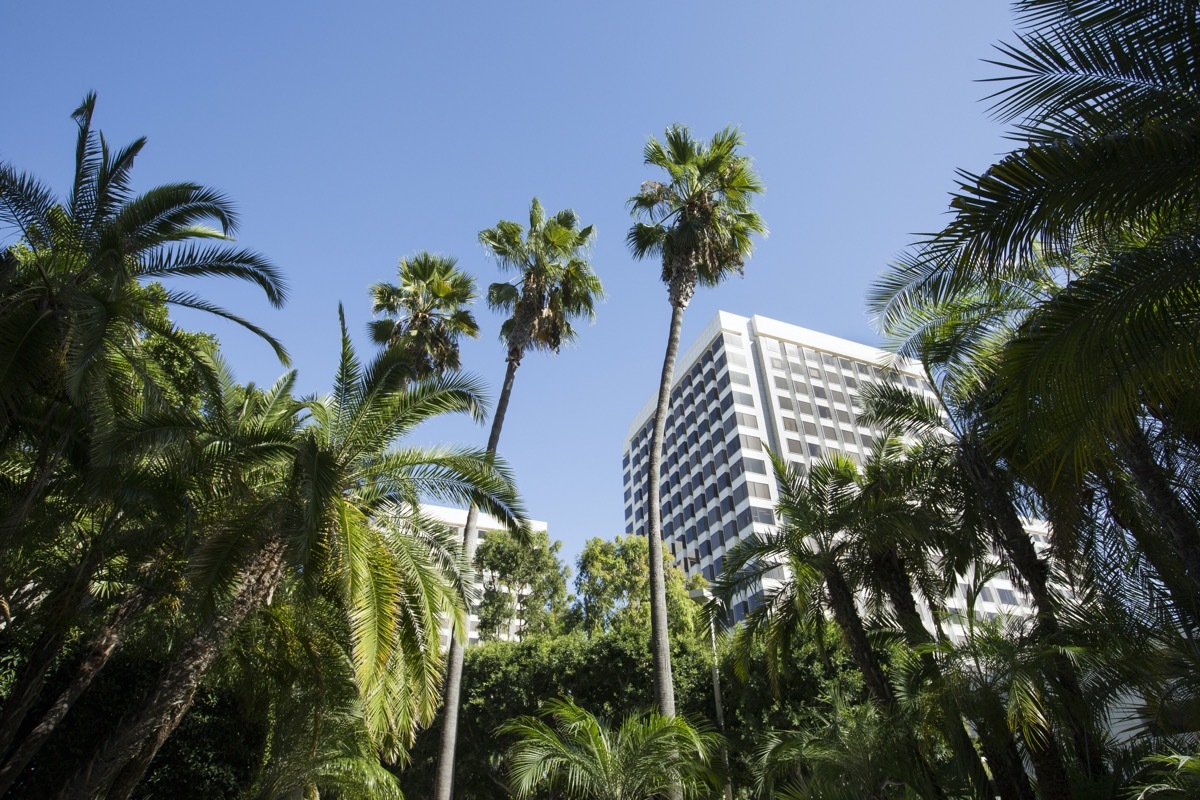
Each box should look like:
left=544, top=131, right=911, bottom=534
left=627, top=124, right=766, bottom=308
left=500, top=697, right=723, bottom=800
left=481, top=197, right=603, bottom=365
left=0, top=93, right=288, bottom=434
left=369, top=251, right=480, bottom=378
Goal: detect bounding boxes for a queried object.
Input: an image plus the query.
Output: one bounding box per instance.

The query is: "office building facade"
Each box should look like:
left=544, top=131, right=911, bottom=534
left=621, top=311, right=1035, bottom=631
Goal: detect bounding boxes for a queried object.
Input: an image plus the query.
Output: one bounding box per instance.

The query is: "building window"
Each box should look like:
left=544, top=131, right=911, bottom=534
left=736, top=412, right=759, bottom=428
left=739, top=434, right=763, bottom=451
left=733, top=391, right=755, bottom=406
left=751, top=506, right=776, bottom=524
left=745, top=458, right=767, bottom=474
left=807, top=443, right=822, bottom=457
left=731, top=371, right=751, bottom=386
left=778, top=397, right=794, bottom=410
left=748, top=482, right=771, bottom=499
left=782, top=417, right=798, bottom=432
left=774, top=376, right=789, bottom=389
left=786, top=439, right=804, bottom=454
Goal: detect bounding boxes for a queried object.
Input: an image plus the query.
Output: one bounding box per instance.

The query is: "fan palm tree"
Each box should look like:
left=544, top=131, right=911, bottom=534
left=626, top=124, right=765, bottom=719
left=432, top=198, right=601, bottom=800
left=499, top=697, right=723, bottom=800
left=369, top=251, right=480, bottom=378
left=57, top=311, right=525, bottom=799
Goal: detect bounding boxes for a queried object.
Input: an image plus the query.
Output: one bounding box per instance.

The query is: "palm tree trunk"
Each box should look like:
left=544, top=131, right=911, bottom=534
left=1025, top=730, right=1073, bottom=800
left=875, top=551, right=1016, bottom=800
left=0, top=541, right=104, bottom=764
left=966, top=444, right=1106, bottom=780
left=54, top=535, right=289, bottom=800
left=0, top=590, right=146, bottom=795
left=823, top=564, right=894, bottom=706
left=434, top=357, right=520, bottom=800
left=1118, top=425, right=1200, bottom=602
left=645, top=303, right=686, bottom=718
left=823, top=563, right=948, bottom=799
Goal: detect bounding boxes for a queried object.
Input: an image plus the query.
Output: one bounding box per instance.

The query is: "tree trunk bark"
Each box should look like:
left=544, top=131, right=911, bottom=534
left=645, top=303, right=686, bottom=719
left=433, top=357, right=520, bottom=800
left=823, top=563, right=895, bottom=707
left=876, top=551, right=1012, bottom=800
left=1025, top=728, right=1073, bottom=800
left=1119, top=425, right=1200, bottom=602
left=0, top=541, right=104, bottom=764
left=966, top=443, right=1106, bottom=780
left=54, top=535, right=289, bottom=800
left=0, top=590, right=146, bottom=795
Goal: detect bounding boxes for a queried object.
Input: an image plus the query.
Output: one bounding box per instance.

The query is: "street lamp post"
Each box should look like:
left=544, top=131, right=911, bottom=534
left=690, top=588, right=733, bottom=800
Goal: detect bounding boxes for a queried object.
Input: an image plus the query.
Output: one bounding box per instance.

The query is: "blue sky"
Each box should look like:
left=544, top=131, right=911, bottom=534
left=4, top=1, right=1018, bottom=571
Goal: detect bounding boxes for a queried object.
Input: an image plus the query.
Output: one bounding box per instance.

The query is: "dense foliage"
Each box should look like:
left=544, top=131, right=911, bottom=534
left=2, top=2, right=1198, bottom=798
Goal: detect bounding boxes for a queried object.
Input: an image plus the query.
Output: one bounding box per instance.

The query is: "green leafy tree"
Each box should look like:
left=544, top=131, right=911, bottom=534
left=369, top=251, right=481, bottom=379
left=474, top=527, right=570, bottom=641
left=399, top=534, right=712, bottom=799
left=571, top=534, right=702, bottom=641
left=435, top=198, right=602, bottom=800
left=627, top=125, right=765, bottom=718
left=499, top=697, right=723, bottom=800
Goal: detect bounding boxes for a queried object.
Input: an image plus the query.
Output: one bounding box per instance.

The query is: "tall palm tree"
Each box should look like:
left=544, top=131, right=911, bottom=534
left=57, top=311, right=525, bottom=799
left=499, top=697, right=723, bottom=800
left=626, top=125, right=765, bottom=719
left=434, top=198, right=602, bottom=800
left=369, top=251, right=480, bottom=378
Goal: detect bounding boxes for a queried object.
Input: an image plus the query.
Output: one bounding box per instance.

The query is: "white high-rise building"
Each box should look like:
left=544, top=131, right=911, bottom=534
left=621, top=311, right=1035, bottom=632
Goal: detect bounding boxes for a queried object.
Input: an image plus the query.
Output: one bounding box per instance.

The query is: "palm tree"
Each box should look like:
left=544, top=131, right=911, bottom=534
left=434, top=197, right=602, bottom=800
left=718, top=453, right=949, bottom=800
left=626, top=124, right=765, bottom=719
left=917, top=0, right=1200, bottom=272
left=0, top=95, right=287, bottom=783
left=499, top=697, right=723, bottom=800
left=848, top=437, right=1018, bottom=800
left=0, top=91, right=287, bottom=462
left=879, top=0, right=1200, bottom=611
left=368, top=251, right=480, bottom=378
left=56, top=312, right=525, bottom=799
left=857, top=374, right=1108, bottom=782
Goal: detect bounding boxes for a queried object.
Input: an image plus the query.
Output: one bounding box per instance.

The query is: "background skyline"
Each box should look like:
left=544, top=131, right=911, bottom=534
left=5, top=1, right=1018, bottom=569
